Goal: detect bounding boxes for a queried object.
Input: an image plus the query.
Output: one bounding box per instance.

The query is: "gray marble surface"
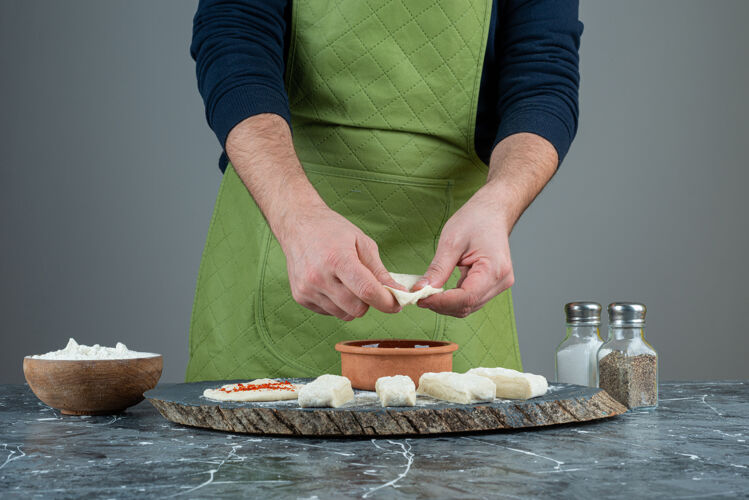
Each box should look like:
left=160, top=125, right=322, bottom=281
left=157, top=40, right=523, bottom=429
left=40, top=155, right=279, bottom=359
left=1, top=381, right=747, bottom=499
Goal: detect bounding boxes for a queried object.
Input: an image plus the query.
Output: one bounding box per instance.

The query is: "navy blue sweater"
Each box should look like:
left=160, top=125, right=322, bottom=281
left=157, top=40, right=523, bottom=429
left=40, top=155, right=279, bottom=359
left=191, top=0, right=582, bottom=172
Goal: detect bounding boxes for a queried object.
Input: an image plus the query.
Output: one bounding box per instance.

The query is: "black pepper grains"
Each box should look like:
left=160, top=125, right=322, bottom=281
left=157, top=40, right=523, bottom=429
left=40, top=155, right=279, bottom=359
left=598, top=351, right=658, bottom=408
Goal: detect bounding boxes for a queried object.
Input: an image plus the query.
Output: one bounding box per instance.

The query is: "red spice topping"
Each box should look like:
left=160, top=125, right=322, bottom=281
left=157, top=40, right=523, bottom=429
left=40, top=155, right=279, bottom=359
left=218, top=380, right=296, bottom=393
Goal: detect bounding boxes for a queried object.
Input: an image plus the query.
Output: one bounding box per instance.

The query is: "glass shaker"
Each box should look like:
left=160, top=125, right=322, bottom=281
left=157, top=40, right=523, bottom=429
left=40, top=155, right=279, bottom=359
left=597, top=302, right=658, bottom=409
left=555, top=302, right=603, bottom=387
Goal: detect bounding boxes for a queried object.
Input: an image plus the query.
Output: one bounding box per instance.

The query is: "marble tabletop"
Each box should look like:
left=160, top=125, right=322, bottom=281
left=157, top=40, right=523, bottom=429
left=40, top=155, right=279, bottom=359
left=1, top=381, right=746, bottom=499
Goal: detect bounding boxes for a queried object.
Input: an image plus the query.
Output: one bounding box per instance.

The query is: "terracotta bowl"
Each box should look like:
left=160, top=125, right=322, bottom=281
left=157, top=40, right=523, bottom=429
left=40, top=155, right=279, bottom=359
left=335, top=339, right=458, bottom=390
left=23, top=356, right=163, bottom=415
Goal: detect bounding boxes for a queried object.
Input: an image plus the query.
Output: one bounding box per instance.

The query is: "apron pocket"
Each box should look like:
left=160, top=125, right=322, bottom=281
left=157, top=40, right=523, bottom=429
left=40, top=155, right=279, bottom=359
left=255, top=163, right=454, bottom=375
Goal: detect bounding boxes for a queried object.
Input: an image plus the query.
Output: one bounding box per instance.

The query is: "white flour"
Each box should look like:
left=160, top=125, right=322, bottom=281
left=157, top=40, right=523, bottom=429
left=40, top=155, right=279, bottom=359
left=29, top=338, right=158, bottom=360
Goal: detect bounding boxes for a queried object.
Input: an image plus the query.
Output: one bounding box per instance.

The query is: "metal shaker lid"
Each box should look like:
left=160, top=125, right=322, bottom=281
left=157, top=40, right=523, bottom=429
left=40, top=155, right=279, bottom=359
left=564, top=302, right=602, bottom=325
left=607, top=302, right=647, bottom=326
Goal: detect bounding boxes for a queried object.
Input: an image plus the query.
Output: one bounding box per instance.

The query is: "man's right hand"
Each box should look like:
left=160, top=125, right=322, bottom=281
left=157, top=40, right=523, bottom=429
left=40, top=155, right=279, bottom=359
left=277, top=203, right=402, bottom=320
left=226, top=113, right=403, bottom=321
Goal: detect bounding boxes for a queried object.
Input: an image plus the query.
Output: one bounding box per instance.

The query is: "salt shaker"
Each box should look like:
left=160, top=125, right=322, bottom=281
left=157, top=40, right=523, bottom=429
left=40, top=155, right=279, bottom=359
left=555, top=302, right=603, bottom=387
left=597, top=302, right=658, bottom=409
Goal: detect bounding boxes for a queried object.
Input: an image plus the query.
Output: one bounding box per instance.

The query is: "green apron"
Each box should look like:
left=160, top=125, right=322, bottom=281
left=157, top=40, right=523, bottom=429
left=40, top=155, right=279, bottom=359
left=185, top=0, right=522, bottom=381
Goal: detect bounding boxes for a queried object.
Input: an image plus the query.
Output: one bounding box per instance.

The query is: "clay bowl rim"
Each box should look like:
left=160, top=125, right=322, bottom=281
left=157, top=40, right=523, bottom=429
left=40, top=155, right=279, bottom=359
left=335, top=339, right=458, bottom=356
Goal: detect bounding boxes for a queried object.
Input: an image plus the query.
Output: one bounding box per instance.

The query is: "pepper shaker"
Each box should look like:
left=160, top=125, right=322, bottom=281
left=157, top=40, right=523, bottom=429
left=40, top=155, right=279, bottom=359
left=555, top=302, right=603, bottom=387
left=597, top=302, right=658, bottom=409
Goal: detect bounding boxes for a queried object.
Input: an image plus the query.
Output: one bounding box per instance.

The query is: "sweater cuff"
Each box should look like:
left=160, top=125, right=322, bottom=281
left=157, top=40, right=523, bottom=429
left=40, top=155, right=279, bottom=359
left=494, top=108, right=574, bottom=165
left=209, top=83, right=292, bottom=149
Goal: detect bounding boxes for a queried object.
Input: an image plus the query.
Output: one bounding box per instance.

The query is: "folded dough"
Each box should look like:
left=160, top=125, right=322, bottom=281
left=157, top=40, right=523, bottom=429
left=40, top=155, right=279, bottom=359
left=416, top=372, right=496, bottom=404
left=203, top=378, right=303, bottom=402
left=375, top=375, right=416, bottom=407
left=467, top=367, right=548, bottom=400
left=298, top=374, right=355, bottom=408
left=384, top=272, right=443, bottom=306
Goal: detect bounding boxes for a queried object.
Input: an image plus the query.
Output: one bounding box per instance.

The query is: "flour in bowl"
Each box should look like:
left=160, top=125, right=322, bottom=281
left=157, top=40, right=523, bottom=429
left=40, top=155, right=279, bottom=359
left=29, top=338, right=158, bottom=360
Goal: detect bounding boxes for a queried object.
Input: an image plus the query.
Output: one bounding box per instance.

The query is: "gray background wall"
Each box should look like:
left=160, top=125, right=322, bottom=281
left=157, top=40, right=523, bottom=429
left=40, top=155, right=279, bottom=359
left=1, top=0, right=747, bottom=383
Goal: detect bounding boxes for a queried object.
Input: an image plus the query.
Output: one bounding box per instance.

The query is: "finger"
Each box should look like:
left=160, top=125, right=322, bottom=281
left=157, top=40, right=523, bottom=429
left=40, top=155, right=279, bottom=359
left=413, top=236, right=463, bottom=291
left=356, top=237, right=407, bottom=292
left=418, top=289, right=487, bottom=318
left=304, top=303, right=331, bottom=316
left=422, top=271, right=513, bottom=318
left=300, top=295, right=350, bottom=320
left=495, top=273, right=515, bottom=295
left=316, top=293, right=356, bottom=321
left=418, top=265, right=496, bottom=317
left=325, top=280, right=370, bottom=318
left=336, top=254, right=401, bottom=314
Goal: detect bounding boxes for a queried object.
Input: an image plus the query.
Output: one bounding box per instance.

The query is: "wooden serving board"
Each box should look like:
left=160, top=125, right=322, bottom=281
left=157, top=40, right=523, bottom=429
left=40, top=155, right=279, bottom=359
left=145, top=379, right=626, bottom=437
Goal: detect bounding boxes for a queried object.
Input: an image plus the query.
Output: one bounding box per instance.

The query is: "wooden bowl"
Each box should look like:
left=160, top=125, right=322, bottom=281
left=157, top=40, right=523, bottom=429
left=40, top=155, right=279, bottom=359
left=335, top=339, right=458, bottom=390
left=23, top=356, right=163, bottom=415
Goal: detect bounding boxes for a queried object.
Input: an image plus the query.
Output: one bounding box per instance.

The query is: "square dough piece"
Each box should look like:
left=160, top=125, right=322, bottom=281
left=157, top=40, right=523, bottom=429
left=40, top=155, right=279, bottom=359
left=202, top=378, right=302, bottom=402
left=375, top=375, right=416, bottom=407
left=416, top=372, right=496, bottom=404
left=384, top=273, right=444, bottom=306
left=467, top=367, right=548, bottom=400
left=298, top=374, right=355, bottom=408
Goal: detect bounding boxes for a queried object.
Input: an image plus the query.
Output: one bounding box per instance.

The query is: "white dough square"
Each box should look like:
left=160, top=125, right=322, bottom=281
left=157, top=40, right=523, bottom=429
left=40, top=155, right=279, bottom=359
left=375, top=375, right=416, bottom=407
left=384, top=273, right=443, bottom=306
left=416, top=372, right=495, bottom=404
left=298, top=374, right=355, bottom=408
left=467, top=367, right=548, bottom=400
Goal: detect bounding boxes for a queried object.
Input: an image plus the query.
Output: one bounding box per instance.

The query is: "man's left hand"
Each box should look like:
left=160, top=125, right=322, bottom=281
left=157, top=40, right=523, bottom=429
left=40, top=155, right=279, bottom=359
left=413, top=132, right=559, bottom=318
left=413, top=185, right=514, bottom=318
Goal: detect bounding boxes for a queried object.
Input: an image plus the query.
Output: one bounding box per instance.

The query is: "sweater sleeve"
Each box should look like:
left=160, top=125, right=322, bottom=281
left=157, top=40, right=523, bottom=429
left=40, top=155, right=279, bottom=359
left=191, top=0, right=291, bottom=153
left=494, top=0, right=583, bottom=164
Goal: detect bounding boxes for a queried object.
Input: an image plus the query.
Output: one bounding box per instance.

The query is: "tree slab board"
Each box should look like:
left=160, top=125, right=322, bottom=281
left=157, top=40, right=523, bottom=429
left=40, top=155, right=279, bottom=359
left=145, top=379, right=627, bottom=437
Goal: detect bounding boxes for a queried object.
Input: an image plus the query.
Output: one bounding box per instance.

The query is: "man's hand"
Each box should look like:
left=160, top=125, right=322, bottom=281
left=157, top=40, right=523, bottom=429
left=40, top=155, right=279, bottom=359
left=277, top=203, right=402, bottom=320
left=226, top=113, right=402, bottom=320
left=415, top=133, right=559, bottom=317
left=414, top=188, right=514, bottom=318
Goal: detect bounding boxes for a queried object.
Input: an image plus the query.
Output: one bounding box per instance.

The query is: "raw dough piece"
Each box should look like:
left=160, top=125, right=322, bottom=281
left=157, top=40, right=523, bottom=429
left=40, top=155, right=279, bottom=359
left=203, top=379, right=303, bottom=402
left=375, top=375, right=416, bottom=407
left=467, top=367, right=548, bottom=400
left=416, top=372, right=495, bottom=404
left=298, top=374, right=355, bottom=408
left=384, top=273, right=444, bottom=306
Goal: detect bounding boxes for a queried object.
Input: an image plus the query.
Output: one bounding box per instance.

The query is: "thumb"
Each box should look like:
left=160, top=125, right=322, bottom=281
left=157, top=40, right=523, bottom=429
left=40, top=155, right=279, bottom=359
left=416, top=238, right=462, bottom=290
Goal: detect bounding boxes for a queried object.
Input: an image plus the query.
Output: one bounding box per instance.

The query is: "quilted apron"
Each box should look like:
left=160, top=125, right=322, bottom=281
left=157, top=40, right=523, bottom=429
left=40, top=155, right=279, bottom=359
left=185, top=0, right=522, bottom=381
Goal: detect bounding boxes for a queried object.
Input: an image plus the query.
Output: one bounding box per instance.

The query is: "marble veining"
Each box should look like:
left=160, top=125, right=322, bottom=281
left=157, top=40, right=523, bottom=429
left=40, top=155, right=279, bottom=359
left=0, top=381, right=747, bottom=498
left=363, top=440, right=414, bottom=498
